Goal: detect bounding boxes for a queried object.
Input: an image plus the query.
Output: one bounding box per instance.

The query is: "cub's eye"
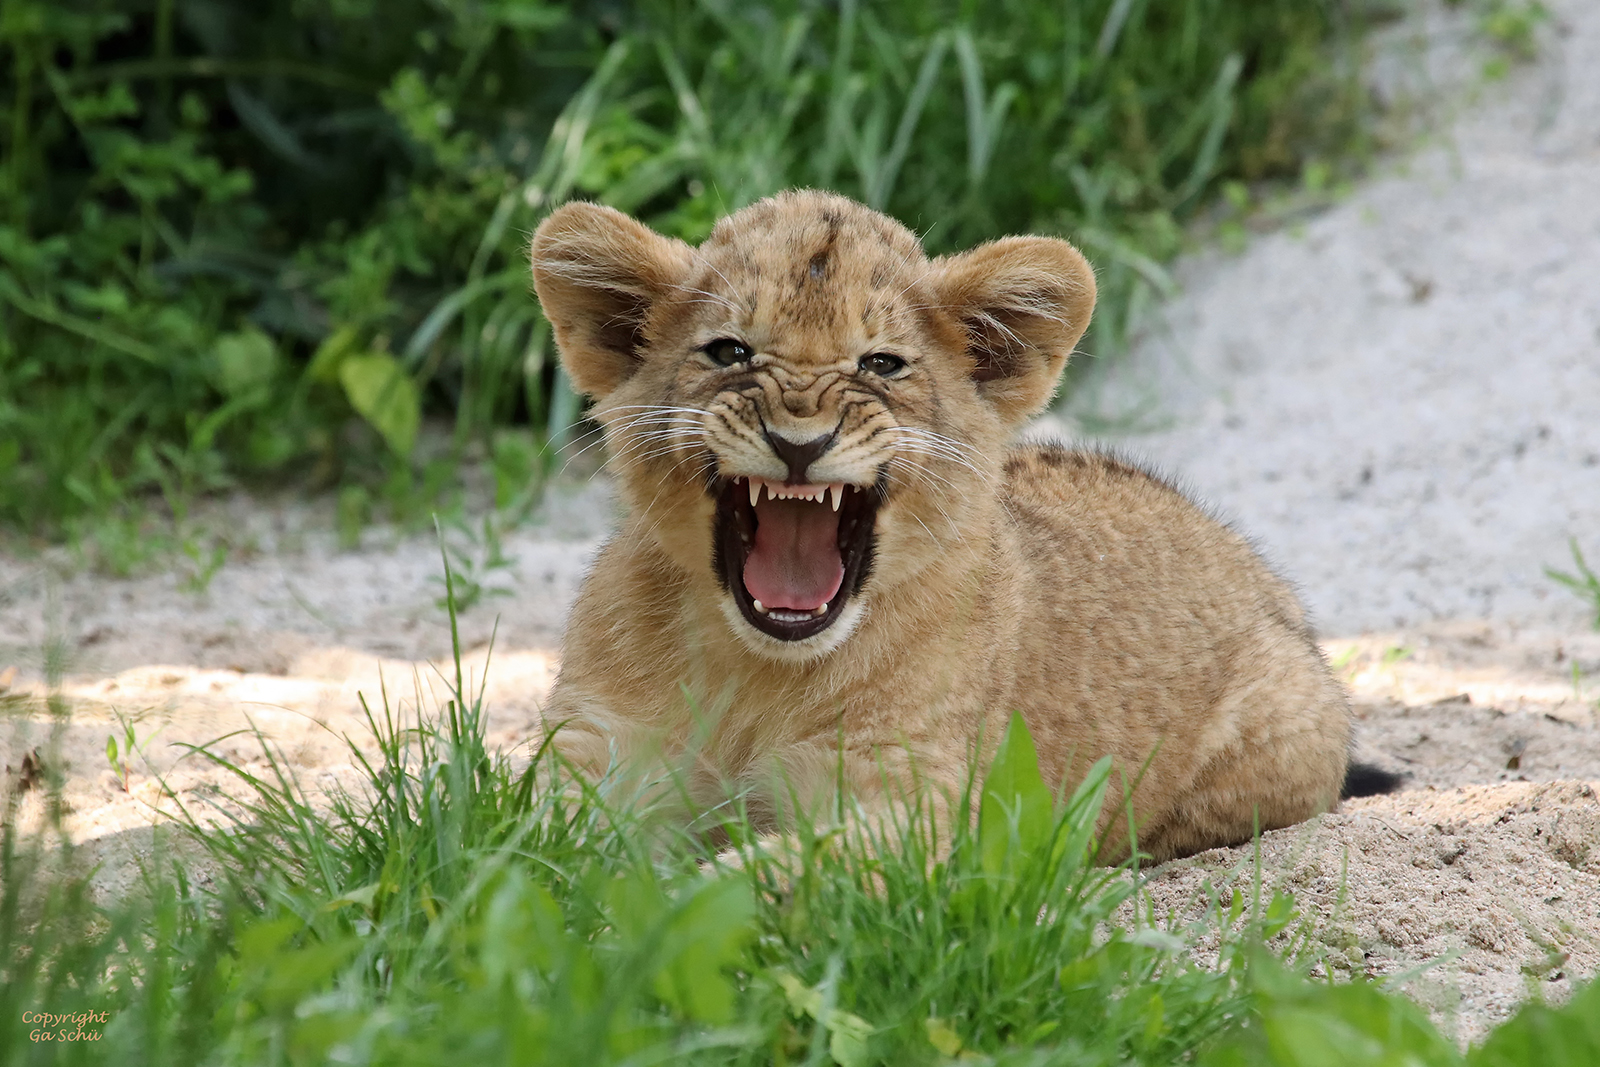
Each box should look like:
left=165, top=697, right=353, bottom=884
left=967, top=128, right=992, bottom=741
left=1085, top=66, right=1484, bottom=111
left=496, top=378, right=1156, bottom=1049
left=702, top=338, right=753, bottom=367
left=858, top=353, right=906, bottom=377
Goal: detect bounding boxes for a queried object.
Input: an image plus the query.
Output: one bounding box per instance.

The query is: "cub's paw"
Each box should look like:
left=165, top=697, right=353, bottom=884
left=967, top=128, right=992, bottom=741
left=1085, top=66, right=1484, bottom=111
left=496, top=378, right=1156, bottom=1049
left=711, top=832, right=799, bottom=872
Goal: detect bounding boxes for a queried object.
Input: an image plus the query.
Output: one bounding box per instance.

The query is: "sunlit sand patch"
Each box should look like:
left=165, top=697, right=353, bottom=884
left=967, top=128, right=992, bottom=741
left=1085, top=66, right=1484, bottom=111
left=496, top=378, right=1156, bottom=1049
left=1, top=645, right=560, bottom=850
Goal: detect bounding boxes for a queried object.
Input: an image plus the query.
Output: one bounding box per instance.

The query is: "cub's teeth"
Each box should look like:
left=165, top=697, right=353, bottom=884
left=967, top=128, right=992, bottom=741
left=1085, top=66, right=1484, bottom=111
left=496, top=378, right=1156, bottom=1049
left=812, top=603, right=829, bottom=617
left=753, top=599, right=769, bottom=614
left=743, top=478, right=847, bottom=507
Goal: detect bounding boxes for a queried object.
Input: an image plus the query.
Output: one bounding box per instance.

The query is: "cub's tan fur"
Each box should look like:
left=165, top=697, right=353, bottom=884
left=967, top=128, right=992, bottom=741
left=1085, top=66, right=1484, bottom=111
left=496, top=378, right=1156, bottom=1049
left=530, top=190, right=1351, bottom=862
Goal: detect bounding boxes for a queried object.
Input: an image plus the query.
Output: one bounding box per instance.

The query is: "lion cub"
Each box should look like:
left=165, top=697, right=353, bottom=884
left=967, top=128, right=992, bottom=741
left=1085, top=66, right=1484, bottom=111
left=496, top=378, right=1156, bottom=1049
left=530, top=189, right=1375, bottom=862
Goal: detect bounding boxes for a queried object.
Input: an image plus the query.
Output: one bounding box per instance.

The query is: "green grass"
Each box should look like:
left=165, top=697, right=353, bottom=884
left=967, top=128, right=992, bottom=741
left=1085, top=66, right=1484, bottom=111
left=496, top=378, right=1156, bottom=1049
left=4, top=556, right=1600, bottom=1065
left=0, top=561, right=1250, bottom=1064
left=1, top=0, right=1379, bottom=544
left=1546, top=538, right=1600, bottom=630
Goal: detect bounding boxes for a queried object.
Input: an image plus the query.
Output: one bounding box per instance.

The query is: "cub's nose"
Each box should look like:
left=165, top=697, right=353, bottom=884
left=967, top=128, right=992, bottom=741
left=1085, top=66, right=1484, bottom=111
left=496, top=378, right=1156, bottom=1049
left=765, top=429, right=837, bottom=485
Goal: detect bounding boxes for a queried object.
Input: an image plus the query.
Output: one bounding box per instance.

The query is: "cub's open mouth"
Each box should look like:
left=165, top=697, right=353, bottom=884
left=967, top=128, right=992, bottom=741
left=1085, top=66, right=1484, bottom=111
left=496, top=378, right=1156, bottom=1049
left=713, top=474, right=882, bottom=641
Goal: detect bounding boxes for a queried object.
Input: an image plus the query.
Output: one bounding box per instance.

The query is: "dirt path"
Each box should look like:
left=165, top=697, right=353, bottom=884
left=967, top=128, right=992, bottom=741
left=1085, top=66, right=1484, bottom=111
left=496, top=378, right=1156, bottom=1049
left=2, top=0, right=1598, bottom=1047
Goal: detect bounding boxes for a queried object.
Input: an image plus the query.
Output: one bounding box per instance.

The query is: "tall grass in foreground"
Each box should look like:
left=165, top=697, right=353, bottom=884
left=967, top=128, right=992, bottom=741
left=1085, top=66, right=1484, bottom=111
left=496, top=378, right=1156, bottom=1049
left=3, top=563, right=1599, bottom=1064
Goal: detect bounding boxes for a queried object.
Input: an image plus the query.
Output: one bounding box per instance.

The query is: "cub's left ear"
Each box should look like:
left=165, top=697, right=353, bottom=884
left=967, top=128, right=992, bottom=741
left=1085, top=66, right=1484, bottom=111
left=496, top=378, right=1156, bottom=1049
left=928, top=235, right=1096, bottom=426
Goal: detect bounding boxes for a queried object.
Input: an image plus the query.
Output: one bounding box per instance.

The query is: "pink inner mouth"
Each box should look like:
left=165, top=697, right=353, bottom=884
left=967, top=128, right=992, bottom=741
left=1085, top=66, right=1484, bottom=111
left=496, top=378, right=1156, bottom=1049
left=741, top=495, right=845, bottom=611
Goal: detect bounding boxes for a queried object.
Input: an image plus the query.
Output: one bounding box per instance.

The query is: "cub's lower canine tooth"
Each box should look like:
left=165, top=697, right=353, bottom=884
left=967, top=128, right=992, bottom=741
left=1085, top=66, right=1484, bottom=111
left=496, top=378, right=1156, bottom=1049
left=812, top=602, right=829, bottom=617
left=749, top=479, right=762, bottom=507
left=829, top=484, right=843, bottom=511
left=753, top=599, right=769, bottom=614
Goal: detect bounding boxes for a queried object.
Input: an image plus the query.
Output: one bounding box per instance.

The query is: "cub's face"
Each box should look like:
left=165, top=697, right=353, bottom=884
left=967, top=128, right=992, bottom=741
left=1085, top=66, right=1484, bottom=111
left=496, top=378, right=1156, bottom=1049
left=532, top=191, right=1094, bottom=660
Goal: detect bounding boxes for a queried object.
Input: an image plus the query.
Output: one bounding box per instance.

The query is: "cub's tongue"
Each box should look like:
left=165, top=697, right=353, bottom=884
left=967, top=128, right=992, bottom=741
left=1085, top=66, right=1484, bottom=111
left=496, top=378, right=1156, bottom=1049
left=742, top=496, right=844, bottom=611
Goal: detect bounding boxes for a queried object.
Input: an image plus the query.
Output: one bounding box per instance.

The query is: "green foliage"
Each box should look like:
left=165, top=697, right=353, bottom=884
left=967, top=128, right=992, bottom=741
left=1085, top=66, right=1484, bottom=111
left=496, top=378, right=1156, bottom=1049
left=1204, top=952, right=1600, bottom=1067
left=978, top=711, right=1059, bottom=878
left=730, top=715, right=1246, bottom=1065
left=102, top=714, right=140, bottom=792
left=1471, top=978, right=1600, bottom=1067
left=1, top=0, right=1373, bottom=539
left=1464, top=0, right=1548, bottom=78
left=338, top=352, right=421, bottom=458
left=1203, top=955, right=1465, bottom=1066
left=1546, top=538, right=1600, bottom=630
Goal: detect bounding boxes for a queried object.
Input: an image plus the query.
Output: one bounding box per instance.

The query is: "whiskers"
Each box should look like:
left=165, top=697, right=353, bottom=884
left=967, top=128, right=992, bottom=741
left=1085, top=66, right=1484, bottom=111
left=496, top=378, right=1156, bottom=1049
left=560, top=404, right=710, bottom=477
left=881, top=427, right=987, bottom=481
left=878, top=426, right=991, bottom=549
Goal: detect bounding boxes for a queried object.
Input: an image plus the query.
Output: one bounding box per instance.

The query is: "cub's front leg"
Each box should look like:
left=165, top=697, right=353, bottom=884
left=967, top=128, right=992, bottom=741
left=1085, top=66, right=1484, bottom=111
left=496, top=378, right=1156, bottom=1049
left=534, top=685, right=686, bottom=812
left=709, top=739, right=973, bottom=873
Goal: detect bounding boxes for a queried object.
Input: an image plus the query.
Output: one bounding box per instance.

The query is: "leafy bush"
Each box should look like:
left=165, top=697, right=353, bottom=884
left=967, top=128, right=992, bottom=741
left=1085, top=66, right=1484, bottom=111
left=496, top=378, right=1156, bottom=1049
left=1, top=0, right=1371, bottom=537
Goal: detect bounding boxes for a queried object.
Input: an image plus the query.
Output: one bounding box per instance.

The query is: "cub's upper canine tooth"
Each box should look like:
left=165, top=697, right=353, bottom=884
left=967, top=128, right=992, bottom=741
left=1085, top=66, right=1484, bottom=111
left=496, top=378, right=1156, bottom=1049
left=829, top=484, right=843, bottom=511
left=749, top=478, right=762, bottom=508
left=753, top=599, right=768, bottom=614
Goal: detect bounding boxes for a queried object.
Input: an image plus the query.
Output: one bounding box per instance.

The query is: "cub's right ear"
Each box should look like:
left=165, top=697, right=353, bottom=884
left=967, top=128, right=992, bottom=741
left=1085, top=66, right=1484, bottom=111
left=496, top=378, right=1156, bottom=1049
left=530, top=202, right=694, bottom=399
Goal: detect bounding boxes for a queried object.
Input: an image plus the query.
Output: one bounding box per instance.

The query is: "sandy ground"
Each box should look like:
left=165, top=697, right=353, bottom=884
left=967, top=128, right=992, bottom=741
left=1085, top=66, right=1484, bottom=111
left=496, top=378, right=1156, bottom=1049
left=2, top=0, right=1598, bottom=1048
left=1044, top=1, right=1600, bottom=637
